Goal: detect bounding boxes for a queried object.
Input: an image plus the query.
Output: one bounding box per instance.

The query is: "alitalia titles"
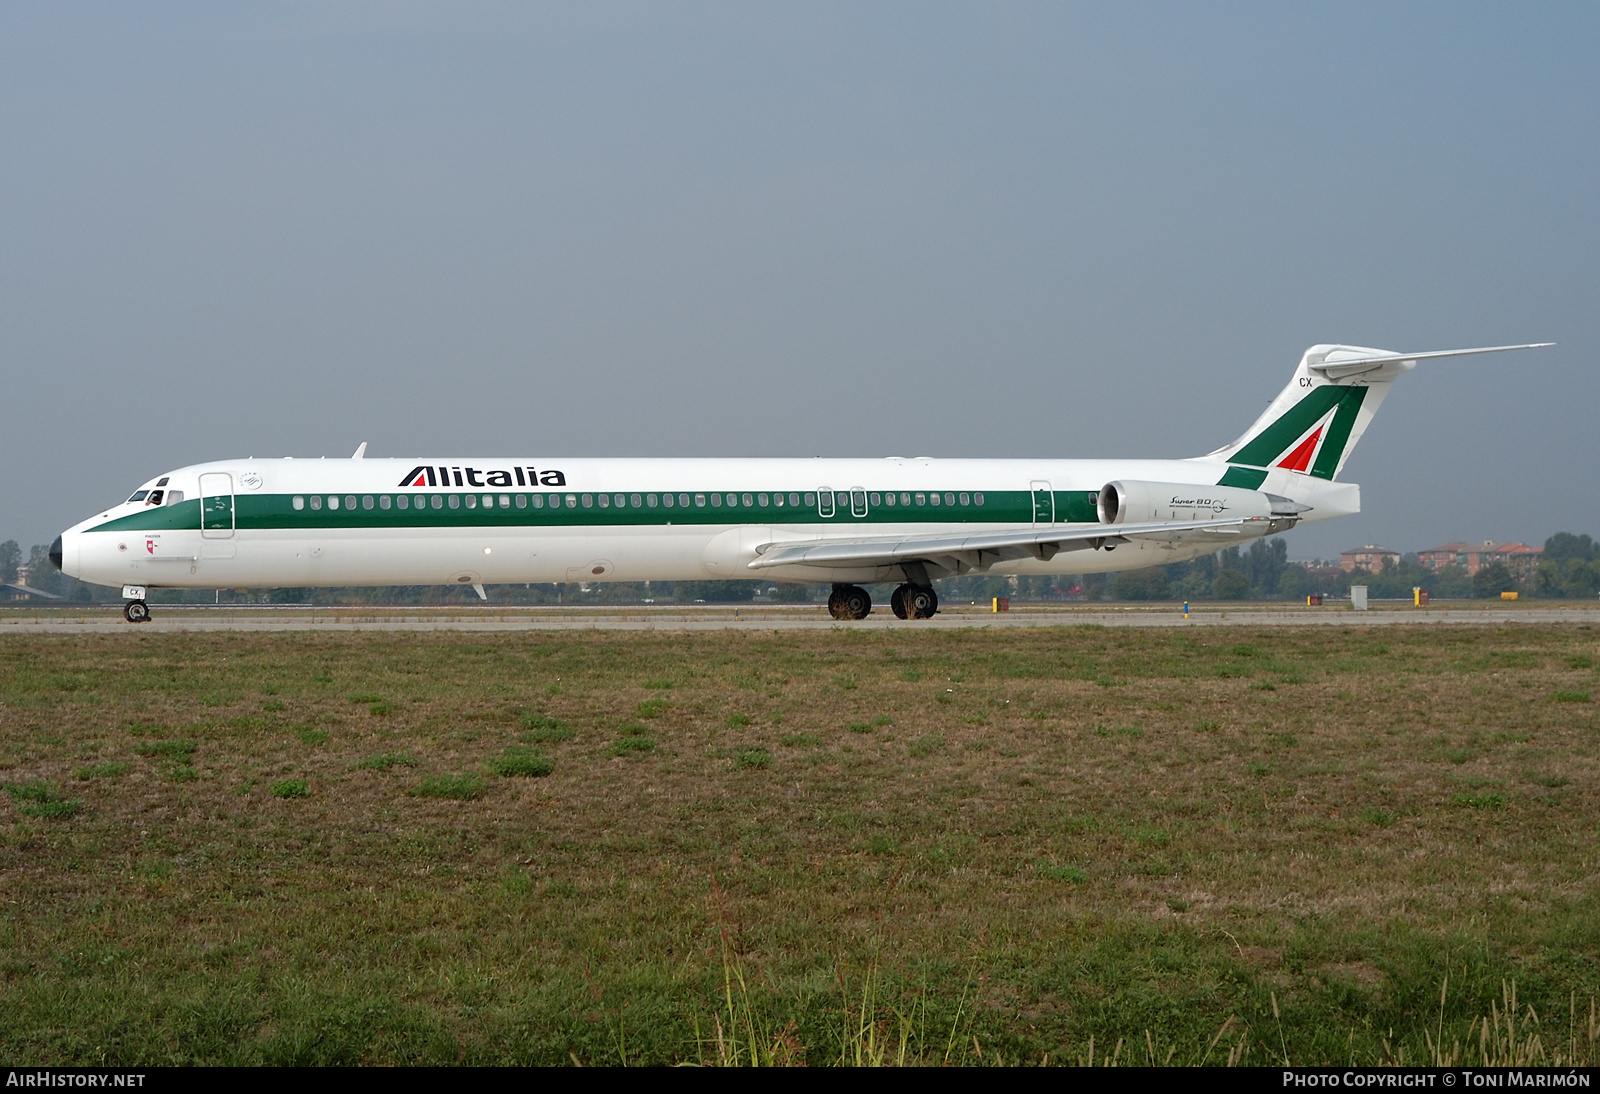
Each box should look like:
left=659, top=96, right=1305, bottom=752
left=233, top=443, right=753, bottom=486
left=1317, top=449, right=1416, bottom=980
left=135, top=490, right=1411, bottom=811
left=399, top=466, right=567, bottom=489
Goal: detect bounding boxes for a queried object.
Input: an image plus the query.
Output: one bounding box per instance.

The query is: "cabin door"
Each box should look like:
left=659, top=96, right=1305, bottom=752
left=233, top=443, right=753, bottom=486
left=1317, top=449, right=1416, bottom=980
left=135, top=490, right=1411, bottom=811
left=1031, top=480, right=1055, bottom=524
left=199, top=473, right=235, bottom=539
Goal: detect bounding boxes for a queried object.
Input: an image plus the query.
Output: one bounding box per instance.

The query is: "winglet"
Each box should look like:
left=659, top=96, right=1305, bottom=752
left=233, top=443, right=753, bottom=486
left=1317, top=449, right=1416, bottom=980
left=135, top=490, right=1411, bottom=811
left=351, top=442, right=368, bottom=460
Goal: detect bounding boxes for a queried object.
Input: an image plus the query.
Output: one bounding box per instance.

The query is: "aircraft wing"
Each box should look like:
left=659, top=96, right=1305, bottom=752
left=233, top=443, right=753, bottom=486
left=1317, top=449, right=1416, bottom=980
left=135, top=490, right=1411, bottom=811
left=748, top=515, right=1281, bottom=574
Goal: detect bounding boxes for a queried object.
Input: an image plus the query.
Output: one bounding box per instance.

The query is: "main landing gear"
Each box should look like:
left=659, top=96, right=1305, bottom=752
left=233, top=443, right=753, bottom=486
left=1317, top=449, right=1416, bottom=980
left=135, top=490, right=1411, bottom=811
left=123, top=600, right=150, bottom=624
left=890, top=584, right=938, bottom=620
left=828, top=584, right=872, bottom=621
left=828, top=583, right=939, bottom=621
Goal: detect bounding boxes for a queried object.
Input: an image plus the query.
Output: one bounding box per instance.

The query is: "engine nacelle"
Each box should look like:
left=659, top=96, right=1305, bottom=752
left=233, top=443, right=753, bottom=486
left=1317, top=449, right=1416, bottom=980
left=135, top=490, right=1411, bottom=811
left=1096, top=480, right=1308, bottom=525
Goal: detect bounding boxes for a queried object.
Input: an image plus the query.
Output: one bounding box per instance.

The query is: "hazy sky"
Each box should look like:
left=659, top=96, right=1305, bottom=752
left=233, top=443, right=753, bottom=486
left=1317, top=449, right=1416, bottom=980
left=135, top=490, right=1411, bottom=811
left=3, top=3, right=1595, bottom=560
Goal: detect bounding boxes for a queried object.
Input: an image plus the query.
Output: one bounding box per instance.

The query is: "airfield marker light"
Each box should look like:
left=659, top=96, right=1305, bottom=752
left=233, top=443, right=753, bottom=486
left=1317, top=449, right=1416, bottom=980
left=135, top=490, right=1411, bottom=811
left=1182, top=601, right=1190, bottom=619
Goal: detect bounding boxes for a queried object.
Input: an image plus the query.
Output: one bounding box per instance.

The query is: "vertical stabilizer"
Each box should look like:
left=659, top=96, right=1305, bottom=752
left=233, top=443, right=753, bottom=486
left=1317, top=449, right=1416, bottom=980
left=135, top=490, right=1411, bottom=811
left=1203, top=342, right=1550, bottom=488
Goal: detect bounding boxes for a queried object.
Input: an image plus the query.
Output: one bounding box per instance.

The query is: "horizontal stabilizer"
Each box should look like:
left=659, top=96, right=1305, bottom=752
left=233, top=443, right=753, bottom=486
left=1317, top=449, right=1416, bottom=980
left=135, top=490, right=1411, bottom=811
left=1308, top=343, right=1553, bottom=380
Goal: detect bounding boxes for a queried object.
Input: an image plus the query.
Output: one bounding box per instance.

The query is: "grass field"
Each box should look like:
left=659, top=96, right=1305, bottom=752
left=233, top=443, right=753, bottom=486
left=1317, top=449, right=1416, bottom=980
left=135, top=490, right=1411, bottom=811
left=2, top=624, right=1598, bottom=1065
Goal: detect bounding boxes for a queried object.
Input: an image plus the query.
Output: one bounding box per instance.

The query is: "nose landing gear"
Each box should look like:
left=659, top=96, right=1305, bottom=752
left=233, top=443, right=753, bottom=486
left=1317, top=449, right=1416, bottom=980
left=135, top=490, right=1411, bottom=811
left=827, top=584, right=873, bottom=620
left=890, top=584, right=938, bottom=619
left=121, top=585, right=150, bottom=623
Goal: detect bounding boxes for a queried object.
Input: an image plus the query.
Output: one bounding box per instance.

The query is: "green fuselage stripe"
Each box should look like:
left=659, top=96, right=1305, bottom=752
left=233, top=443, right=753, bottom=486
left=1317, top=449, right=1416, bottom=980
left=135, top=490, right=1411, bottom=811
left=94, top=489, right=1104, bottom=534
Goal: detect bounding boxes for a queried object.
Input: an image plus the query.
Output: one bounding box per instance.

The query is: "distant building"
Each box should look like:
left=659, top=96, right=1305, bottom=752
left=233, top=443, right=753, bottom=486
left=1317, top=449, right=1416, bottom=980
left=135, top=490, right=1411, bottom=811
left=1417, top=540, right=1543, bottom=578
left=1340, top=545, right=1401, bottom=574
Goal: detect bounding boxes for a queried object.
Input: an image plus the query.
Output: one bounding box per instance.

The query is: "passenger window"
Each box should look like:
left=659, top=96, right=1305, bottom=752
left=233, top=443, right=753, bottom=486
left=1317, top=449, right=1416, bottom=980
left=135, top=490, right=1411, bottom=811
left=804, top=492, right=815, bottom=506
left=631, top=494, right=642, bottom=508
left=146, top=490, right=164, bottom=506
left=710, top=494, right=722, bottom=507
left=945, top=493, right=955, bottom=506
left=329, top=495, right=341, bottom=510
left=530, top=494, right=543, bottom=508
left=959, top=493, right=970, bottom=506
left=884, top=492, right=895, bottom=506
left=791, top=493, right=801, bottom=507
left=379, top=495, right=391, bottom=509
left=448, top=495, right=460, bottom=509
left=311, top=495, right=323, bottom=510
left=566, top=494, right=578, bottom=508
left=693, top=494, right=705, bottom=507
left=346, top=495, right=357, bottom=510
left=742, top=493, right=753, bottom=507
left=662, top=493, right=673, bottom=507
left=361, top=495, right=373, bottom=509
left=757, top=493, right=768, bottom=507
left=465, top=495, right=477, bottom=509
left=597, top=494, right=609, bottom=508
left=515, top=494, right=527, bottom=508
left=500, top=495, right=511, bottom=508
left=975, top=492, right=985, bottom=505
left=396, top=495, right=409, bottom=510
left=929, top=493, right=940, bottom=506
left=915, top=493, right=925, bottom=506
left=292, top=496, right=305, bottom=510
left=869, top=493, right=880, bottom=505
left=615, top=494, right=625, bottom=508
left=901, top=492, right=911, bottom=505
left=166, top=490, right=184, bottom=504
left=582, top=494, right=593, bottom=508
left=432, top=495, right=444, bottom=509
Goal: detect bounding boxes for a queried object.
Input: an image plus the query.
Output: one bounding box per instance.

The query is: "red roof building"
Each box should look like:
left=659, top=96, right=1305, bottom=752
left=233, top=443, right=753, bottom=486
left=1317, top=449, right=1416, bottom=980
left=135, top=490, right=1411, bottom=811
left=1340, top=545, right=1401, bottom=574
left=1417, top=541, right=1543, bottom=577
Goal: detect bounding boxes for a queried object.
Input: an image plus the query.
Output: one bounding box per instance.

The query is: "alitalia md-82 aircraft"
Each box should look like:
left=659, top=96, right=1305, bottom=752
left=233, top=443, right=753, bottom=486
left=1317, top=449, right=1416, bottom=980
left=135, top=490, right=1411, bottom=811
left=52, top=342, right=1549, bottom=623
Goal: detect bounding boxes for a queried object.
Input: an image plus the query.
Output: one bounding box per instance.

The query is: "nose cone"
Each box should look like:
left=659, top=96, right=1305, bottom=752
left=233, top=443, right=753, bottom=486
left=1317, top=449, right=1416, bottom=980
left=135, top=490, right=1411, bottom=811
left=49, top=535, right=63, bottom=571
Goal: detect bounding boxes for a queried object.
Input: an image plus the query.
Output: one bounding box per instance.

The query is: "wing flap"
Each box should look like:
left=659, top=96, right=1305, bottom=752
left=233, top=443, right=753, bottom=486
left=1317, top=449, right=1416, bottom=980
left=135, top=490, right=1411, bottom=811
left=747, top=516, right=1278, bottom=572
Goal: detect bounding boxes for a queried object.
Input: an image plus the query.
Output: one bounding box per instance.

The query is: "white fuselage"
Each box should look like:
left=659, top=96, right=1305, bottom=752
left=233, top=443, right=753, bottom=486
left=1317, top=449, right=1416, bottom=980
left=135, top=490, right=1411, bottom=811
left=57, top=456, right=1357, bottom=591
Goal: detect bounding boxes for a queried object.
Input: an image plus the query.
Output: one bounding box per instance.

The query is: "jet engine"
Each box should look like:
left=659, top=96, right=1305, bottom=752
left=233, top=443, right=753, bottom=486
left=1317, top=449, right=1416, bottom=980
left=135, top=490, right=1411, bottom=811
left=1096, top=480, right=1309, bottom=525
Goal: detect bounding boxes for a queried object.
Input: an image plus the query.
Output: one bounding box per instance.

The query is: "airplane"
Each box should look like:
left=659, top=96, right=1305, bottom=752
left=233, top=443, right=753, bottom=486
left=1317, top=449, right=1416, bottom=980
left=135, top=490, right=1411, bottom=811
left=51, top=342, right=1551, bottom=623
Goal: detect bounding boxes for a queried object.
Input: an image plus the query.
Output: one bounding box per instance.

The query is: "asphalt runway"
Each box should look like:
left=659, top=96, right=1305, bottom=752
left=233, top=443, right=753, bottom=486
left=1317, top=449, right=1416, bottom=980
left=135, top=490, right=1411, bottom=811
left=3, top=604, right=1598, bottom=633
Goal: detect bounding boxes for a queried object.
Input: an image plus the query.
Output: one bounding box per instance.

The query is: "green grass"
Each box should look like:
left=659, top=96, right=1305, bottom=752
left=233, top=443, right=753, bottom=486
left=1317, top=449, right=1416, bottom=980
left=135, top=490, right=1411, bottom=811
left=734, top=748, right=771, bottom=769
left=4, top=779, right=81, bottom=820
left=414, top=773, right=486, bottom=800
left=519, top=713, right=574, bottom=743
left=3, top=625, right=1600, bottom=1065
left=269, top=779, right=308, bottom=799
left=354, top=751, right=417, bottom=771
left=486, top=748, right=555, bottom=778
left=135, top=740, right=197, bottom=759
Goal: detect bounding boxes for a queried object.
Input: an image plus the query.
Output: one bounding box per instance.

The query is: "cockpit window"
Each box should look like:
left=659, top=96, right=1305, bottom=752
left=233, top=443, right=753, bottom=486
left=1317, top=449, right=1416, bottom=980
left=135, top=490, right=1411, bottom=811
left=156, top=477, right=170, bottom=488
left=166, top=490, right=185, bottom=505
left=128, top=490, right=149, bottom=504
left=146, top=490, right=164, bottom=506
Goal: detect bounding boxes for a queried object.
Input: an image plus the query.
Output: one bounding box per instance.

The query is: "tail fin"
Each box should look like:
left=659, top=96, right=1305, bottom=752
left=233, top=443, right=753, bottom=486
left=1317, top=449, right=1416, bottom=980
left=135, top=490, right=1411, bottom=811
left=1206, top=342, right=1552, bottom=488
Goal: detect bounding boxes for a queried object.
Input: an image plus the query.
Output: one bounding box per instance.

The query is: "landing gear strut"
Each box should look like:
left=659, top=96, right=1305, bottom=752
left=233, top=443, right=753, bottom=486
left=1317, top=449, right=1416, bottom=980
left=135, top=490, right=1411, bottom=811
left=123, top=600, right=150, bottom=624
left=891, top=584, right=937, bottom=619
left=828, top=584, right=872, bottom=620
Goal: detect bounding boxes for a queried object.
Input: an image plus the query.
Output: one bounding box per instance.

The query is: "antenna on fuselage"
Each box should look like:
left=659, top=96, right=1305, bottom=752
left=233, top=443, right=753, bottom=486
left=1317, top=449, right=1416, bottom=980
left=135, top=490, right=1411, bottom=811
left=351, top=442, right=368, bottom=459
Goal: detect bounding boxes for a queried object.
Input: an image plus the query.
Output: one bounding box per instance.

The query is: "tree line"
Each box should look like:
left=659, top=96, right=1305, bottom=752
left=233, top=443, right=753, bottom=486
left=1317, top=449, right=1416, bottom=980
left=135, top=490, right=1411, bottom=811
left=4, top=532, right=1595, bottom=606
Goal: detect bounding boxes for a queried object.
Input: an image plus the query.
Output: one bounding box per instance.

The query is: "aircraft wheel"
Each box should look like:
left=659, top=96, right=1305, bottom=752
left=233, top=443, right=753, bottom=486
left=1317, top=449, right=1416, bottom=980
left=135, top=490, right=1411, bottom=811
left=124, top=600, right=150, bottom=624
left=890, top=585, right=909, bottom=619
left=827, top=585, right=849, bottom=620
left=842, top=585, right=872, bottom=620
left=907, top=585, right=938, bottom=619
